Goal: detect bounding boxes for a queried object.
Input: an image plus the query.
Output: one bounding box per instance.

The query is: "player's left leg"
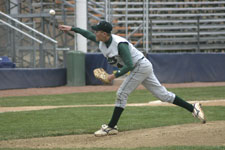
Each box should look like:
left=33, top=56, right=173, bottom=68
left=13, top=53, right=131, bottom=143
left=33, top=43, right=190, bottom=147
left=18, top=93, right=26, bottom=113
left=142, top=72, right=206, bottom=123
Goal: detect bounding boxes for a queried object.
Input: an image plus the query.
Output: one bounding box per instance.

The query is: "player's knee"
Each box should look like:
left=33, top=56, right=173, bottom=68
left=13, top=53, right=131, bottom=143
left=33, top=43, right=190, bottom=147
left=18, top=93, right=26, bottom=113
left=116, top=91, right=128, bottom=108
left=157, top=92, right=175, bottom=103
left=116, top=91, right=128, bottom=100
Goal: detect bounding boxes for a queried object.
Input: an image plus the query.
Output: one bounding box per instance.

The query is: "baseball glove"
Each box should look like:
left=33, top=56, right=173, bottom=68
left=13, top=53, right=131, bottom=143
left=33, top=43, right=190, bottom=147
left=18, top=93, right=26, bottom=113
left=93, top=68, right=111, bottom=84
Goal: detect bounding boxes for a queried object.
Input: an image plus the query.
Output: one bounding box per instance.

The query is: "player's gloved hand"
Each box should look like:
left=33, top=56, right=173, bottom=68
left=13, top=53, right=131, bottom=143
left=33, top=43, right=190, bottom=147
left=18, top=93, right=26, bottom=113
left=93, top=68, right=112, bottom=84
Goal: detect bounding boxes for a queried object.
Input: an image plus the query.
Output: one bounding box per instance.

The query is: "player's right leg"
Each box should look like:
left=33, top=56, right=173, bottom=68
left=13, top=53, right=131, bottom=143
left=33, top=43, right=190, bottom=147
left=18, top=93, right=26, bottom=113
left=192, top=102, right=206, bottom=123
left=95, top=60, right=152, bottom=137
left=142, top=72, right=175, bottom=103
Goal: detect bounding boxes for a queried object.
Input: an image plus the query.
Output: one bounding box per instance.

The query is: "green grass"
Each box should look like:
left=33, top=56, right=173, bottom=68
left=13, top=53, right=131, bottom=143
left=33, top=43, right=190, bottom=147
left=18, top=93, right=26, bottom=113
left=0, top=86, right=225, bottom=107
left=0, top=146, right=225, bottom=150
left=0, top=106, right=224, bottom=141
left=0, top=86, right=225, bottom=149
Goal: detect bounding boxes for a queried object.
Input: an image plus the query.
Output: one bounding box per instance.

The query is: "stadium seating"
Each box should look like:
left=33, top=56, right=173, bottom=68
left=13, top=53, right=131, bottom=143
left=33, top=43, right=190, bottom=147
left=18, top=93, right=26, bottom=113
left=89, top=0, right=225, bottom=52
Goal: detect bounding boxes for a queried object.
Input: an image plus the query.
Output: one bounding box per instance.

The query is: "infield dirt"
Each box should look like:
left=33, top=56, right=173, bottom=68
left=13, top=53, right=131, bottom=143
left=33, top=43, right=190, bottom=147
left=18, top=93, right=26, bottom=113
left=0, top=121, right=224, bottom=148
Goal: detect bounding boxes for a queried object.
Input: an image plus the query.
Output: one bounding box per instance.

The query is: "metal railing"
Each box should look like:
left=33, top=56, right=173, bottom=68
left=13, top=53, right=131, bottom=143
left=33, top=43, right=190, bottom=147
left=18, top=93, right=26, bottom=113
left=1, top=0, right=225, bottom=55
left=0, top=19, right=42, bottom=44
left=107, top=0, right=225, bottom=52
left=0, top=11, right=57, bottom=44
left=0, top=11, right=59, bottom=68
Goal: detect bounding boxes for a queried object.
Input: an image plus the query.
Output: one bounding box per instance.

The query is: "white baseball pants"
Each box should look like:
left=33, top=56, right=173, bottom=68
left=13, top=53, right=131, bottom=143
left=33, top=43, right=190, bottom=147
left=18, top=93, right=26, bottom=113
left=116, top=57, right=175, bottom=108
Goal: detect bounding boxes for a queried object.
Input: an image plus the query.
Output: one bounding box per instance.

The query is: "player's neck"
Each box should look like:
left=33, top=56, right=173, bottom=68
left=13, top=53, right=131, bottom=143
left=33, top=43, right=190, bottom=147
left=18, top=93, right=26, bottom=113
left=104, top=35, right=112, bottom=48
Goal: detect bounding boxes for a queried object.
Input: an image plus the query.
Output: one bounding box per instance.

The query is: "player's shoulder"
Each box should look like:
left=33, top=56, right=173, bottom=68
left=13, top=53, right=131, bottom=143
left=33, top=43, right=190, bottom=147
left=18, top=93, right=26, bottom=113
left=112, top=34, right=128, bottom=43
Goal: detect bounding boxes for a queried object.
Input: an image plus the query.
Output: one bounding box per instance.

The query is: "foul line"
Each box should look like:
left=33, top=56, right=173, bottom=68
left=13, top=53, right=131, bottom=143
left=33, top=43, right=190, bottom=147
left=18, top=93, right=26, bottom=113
left=0, top=99, right=225, bottom=113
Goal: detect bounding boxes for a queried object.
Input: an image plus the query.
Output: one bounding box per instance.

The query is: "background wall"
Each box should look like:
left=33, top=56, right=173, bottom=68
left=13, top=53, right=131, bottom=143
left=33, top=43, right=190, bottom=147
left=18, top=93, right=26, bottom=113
left=1, top=53, right=224, bottom=90
left=0, top=68, right=66, bottom=90
left=147, top=53, right=225, bottom=83
left=86, top=53, right=225, bottom=84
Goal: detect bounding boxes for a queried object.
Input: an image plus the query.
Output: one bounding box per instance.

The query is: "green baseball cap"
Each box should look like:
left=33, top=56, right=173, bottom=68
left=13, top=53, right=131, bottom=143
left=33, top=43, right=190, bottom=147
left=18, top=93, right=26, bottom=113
left=91, top=21, right=112, bottom=33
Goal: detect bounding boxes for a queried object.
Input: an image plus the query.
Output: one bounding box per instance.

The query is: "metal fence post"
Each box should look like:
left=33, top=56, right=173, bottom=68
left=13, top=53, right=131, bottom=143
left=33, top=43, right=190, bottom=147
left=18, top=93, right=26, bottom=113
left=143, top=0, right=149, bottom=53
left=125, top=0, right=128, bottom=39
left=149, top=1, right=152, bottom=52
left=105, top=0, right=111, bottom=22
left=39, top=43, right=44, bottom=68
left=52, top=15, right=57, bottom=68
left=146, top=0, right=149, bottom=53
left=11, top=21, right=16, bottom=63
left=197, top=16, right=200, bottom=52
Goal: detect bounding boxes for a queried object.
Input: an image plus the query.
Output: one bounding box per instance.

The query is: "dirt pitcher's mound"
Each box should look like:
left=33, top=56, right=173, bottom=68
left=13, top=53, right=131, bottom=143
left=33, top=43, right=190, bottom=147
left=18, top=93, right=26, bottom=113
left=0, top=121, right=224, bottom=148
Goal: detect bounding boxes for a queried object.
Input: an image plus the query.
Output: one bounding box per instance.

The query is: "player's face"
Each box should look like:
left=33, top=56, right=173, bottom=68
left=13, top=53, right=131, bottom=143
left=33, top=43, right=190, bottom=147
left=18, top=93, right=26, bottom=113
left=95, top=31, right=109, bottom=42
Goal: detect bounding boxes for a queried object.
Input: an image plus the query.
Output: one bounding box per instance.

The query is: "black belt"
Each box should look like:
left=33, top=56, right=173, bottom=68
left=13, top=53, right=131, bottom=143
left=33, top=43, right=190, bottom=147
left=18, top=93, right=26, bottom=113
left=135, top=57, right=145, bottom=67
left=138, top=57, right=144, bottom=61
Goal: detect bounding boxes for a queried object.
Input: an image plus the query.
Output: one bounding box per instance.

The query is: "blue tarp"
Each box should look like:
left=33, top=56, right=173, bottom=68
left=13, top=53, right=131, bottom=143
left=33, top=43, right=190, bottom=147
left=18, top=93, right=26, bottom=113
left=0, top=56, right=16, bottom=68
left=85, top=53, right=225, bottom=84
left=0, top=68, right=66, bottom=90
left=0, top=53, right=224, bottom=90
left=147, top=53, right=225, bottom=83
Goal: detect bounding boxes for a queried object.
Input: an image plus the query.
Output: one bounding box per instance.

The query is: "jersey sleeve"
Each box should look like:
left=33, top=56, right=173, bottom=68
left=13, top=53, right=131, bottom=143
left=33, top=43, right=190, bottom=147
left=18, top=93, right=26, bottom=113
left=71, top=27, right=98, bottom=43
left=114, top=42, right=135, bottom=78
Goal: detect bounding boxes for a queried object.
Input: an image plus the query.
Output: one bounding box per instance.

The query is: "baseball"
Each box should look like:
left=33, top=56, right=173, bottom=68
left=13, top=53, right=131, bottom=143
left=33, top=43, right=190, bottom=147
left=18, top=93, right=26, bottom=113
left=49, top=9, right=55, bottom=15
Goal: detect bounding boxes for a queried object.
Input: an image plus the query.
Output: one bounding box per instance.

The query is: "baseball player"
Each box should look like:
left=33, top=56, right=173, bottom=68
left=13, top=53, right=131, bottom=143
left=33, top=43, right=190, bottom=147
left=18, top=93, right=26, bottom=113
left=59, top=21, right=206, bottom=137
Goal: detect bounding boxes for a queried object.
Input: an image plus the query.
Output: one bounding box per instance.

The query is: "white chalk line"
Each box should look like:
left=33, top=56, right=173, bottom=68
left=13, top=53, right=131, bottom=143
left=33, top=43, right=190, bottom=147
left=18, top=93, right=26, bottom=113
left=0, top=99, right=225, bottom=113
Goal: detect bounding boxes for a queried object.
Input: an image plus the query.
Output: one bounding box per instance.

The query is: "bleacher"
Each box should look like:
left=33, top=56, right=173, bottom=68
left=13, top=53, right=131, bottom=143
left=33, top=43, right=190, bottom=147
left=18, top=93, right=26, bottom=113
left=0, top=0, right=75, bottom=68
left=1, top=0, right=225, bottom=89
left=89, top=0, right=225, bottom=52
left=1, top=0, right=225, bottom=61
